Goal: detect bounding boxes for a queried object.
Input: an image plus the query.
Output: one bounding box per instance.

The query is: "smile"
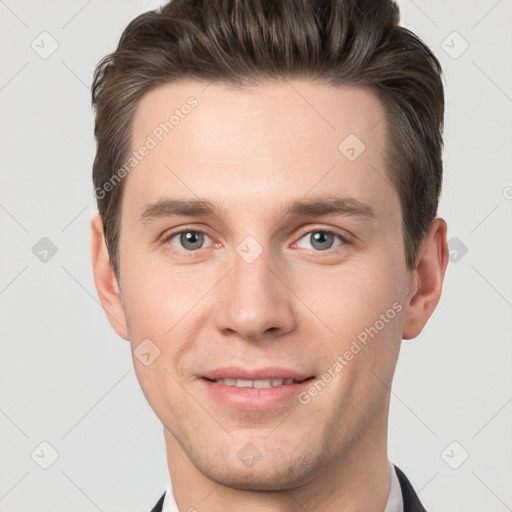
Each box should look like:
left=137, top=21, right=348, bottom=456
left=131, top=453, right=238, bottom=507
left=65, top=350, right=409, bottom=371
left=199, top=369, right=315, bottom=411
left=206, top=377, right=307, bottom=388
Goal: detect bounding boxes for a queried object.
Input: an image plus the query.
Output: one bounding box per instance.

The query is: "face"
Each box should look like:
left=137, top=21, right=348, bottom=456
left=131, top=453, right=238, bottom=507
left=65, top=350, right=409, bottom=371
left=93, top=79, right=439, bottom=491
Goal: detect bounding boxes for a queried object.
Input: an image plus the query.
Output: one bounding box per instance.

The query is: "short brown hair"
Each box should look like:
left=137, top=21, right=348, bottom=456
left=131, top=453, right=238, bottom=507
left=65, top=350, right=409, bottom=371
left=92, top=0, right=444, bottom=278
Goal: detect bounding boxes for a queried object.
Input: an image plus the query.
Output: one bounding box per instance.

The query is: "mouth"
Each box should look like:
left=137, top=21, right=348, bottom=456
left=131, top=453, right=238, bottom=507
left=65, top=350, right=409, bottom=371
left=203, top=377, right=312, bottom=388
left=199, top=367, right=315, bottom=411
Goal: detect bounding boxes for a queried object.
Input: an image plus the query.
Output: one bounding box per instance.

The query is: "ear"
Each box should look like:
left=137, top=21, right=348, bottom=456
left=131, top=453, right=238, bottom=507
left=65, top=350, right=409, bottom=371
left=91, top=213, right=129, bottom=340
left=402, top=217, right=449, bottom=340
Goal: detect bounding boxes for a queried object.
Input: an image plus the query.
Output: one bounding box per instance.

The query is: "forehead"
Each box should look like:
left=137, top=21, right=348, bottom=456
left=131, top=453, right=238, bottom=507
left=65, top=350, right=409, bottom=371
left=132, top=78, right=386, bottom=158
left=126, top=79, right=397, bottom=223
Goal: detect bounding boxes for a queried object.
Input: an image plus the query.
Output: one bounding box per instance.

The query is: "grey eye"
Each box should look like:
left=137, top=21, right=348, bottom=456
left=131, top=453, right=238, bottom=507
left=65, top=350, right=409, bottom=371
left=297, top=231, right=344, bottom=251
left=168, top=231, right=210, bottom=251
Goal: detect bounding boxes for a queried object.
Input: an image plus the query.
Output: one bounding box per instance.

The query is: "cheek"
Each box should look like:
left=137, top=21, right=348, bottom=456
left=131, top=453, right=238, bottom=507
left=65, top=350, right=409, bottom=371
left=119, top=261, right=216, bottom=395
left=122, top=269, right=195, bottom=415
left=294, top=255, right=406, bottom=402
left=296, top=256, right=405, bottom=339
left=120, top=258, right=208, bottom=339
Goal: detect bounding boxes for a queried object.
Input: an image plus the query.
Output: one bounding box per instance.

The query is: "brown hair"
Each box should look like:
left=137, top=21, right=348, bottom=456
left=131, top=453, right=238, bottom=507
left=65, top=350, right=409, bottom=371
left=92, top=0, right=444, bottom=278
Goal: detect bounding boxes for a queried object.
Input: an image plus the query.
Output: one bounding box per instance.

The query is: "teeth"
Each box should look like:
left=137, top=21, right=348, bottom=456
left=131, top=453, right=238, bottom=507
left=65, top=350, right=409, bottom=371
left=215, top=378, right=298, bottom=388
left=254, top=379, right=272, bottom=389
left=236, top=379, right=254, bottom=388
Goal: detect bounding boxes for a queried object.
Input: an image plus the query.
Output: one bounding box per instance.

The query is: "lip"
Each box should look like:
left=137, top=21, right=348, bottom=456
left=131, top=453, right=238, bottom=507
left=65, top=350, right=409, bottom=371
left=202, top=366, right=312, bottom=381
left=199, top=366, right=315, bottom=411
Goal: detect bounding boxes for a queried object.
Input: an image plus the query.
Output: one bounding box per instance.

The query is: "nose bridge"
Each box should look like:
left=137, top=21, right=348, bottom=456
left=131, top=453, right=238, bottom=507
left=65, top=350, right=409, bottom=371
left=215, top=237, right=295, bottom=340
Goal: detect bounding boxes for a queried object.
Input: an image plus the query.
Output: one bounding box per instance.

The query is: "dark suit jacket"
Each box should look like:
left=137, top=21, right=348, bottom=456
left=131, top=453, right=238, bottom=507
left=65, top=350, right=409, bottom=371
left=150, top=464, right=427, bottom=512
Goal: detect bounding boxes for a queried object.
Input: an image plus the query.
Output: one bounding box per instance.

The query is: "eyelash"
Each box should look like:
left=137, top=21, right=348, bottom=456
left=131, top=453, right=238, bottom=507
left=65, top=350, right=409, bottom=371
left=163, top=226, right=349, bottom=255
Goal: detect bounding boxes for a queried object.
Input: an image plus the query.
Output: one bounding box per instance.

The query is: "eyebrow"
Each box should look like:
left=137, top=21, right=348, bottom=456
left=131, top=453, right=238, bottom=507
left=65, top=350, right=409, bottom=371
left=139, top=195, right=377, bottom=223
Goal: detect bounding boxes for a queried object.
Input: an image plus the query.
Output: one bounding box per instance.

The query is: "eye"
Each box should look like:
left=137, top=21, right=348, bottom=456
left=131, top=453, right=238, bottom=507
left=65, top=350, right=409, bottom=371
left=166, top=230, right=213, bottom=251
left=295, top=229, right=346, bottom=252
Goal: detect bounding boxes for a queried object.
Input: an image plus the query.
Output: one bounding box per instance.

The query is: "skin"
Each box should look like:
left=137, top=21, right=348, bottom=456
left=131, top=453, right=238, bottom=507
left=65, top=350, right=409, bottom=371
left=91, top=79, right=449, bottom=511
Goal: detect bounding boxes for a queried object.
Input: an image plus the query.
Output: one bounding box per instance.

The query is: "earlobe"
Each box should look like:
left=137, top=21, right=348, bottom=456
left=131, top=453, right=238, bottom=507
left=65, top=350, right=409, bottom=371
left=402, top=218, right=449, bottom=340
left=90, top=213, right=130, bottom=340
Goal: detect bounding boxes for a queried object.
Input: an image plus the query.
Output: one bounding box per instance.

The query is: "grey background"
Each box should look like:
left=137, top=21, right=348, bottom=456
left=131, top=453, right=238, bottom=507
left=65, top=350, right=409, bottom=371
left=1, top=0, right=511, bottom=510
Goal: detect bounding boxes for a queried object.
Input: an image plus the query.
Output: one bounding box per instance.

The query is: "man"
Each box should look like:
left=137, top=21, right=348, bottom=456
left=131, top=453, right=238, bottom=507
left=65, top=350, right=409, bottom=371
left=90, top=0, right=449, bottom=510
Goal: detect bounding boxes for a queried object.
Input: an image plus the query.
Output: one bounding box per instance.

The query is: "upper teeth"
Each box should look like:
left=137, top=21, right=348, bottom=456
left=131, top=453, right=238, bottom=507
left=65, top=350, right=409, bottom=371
left=215, top=378, right=295, bottom=388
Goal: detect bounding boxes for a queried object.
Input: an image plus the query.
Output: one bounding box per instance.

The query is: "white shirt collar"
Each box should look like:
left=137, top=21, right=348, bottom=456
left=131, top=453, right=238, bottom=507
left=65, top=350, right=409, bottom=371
left=161, top=460, right=403, bottom=512
left=384, top=461, right=404, bottom=512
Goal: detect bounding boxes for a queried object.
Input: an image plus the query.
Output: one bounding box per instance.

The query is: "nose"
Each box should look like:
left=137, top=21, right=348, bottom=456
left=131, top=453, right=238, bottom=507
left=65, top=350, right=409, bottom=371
left=213, top=244, right=297, bottom=342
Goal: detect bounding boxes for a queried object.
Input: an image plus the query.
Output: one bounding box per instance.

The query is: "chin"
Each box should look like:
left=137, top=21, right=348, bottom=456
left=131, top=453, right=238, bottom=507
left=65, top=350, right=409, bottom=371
left=188, top=441, right=325, bottom=492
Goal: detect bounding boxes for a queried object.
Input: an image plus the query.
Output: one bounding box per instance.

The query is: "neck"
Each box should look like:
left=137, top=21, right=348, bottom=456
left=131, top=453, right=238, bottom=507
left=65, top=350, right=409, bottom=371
left=164, top=399, right=391, bottom=512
